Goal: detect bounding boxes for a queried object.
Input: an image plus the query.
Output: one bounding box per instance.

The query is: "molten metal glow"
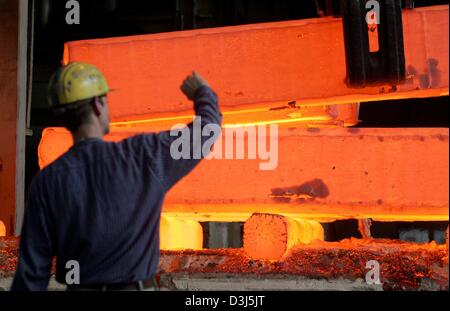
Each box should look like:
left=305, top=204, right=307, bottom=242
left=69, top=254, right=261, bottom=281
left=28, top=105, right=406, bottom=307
left=0, top=221, right=5, bottom=237
left=109, top=104, right=356, bottom=129
left=160, top=216, right=203, bottom=250
left=161, top=208, right=449, bottom=223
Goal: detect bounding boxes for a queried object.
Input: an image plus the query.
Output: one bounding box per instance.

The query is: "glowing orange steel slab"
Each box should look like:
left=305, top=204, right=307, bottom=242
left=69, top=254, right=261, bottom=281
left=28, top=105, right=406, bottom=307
left=62, top=6, right=449, bottom=122
left=38, top=127, right=449, bottom=222
left=38, top=6, right=449, bottom=225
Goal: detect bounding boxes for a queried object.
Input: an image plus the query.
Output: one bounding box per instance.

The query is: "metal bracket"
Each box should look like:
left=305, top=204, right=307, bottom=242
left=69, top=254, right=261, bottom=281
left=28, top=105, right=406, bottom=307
left=340, top=0, right=406, bottom=87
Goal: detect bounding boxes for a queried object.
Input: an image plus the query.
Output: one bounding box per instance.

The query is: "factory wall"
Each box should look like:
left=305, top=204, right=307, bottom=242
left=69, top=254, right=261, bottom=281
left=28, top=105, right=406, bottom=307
left=0, top=0, right=19, bottom=236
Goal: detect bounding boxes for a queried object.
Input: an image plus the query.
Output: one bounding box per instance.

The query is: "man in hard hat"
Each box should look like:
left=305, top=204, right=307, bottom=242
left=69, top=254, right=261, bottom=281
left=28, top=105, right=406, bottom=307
left=11, top=62, right=222, bottom=291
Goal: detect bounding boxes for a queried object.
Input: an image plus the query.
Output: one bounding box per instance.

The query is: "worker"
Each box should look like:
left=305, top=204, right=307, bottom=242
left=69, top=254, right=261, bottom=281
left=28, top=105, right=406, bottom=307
left=11, top=62, right=222, bottom=291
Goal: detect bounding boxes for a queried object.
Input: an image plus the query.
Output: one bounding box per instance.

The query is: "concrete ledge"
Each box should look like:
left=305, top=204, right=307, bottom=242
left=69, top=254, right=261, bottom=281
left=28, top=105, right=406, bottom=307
left=159, top=273, right=384, bottom=291
left=0, top=273, right=445, bottom=291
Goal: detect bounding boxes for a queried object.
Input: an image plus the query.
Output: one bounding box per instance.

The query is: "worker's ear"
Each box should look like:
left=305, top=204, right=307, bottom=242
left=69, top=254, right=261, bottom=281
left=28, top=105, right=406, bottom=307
left=91, top=97, right=102, bottom=117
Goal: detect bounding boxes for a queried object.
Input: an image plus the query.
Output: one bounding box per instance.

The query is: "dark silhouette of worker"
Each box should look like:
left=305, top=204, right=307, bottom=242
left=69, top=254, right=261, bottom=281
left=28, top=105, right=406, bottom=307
left=11, top=62, right=222, bottom=291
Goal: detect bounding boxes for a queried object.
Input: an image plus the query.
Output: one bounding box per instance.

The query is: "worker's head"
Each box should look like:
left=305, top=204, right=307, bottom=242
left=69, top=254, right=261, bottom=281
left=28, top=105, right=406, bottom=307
left=48, top=62, right=111, bottom=135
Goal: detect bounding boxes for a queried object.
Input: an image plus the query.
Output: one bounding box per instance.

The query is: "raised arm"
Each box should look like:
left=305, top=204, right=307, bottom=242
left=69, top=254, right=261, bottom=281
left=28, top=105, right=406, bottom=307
left=123, top=72, right=222, bottom=191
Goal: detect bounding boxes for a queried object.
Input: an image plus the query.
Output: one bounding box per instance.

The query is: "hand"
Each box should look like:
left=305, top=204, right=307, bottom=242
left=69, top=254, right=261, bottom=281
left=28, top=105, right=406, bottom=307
left=180, top=71, right=210, bottom=101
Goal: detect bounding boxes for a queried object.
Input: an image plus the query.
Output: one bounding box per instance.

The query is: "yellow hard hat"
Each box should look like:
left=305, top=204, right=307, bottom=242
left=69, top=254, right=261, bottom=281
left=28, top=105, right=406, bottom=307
left=48, top=62, right=110, bottom=107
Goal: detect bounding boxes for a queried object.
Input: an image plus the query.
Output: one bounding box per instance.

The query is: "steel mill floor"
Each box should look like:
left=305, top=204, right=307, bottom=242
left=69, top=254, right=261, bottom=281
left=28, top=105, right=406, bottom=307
left=1, top=237, right=448, bottom=291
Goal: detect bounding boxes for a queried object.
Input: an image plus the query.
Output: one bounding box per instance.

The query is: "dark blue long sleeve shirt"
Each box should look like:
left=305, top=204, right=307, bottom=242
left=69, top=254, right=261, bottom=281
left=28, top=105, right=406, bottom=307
left=11, top=86, right=222, bottom=291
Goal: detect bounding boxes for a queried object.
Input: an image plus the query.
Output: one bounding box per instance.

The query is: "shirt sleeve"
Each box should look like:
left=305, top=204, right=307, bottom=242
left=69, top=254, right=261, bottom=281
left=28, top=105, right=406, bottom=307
left=11, top=177, right=54, bottom=291
left=124, top=85, right=223, bottom=191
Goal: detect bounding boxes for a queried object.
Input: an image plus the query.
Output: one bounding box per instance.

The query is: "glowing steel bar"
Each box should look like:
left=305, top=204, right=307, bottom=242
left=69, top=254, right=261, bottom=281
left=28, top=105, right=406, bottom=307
left=38, top=127, right=449, bottom=222
left=244, top=213, right=324, bottom=260
left=62, top=6, right=448, bottom=122
left=108, top=103, right=359, bottom=129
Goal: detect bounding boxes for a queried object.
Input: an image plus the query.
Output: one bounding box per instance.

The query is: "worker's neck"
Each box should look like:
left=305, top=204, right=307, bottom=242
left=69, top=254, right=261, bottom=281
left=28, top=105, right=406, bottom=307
left=72, top=123, right=104, bottom=144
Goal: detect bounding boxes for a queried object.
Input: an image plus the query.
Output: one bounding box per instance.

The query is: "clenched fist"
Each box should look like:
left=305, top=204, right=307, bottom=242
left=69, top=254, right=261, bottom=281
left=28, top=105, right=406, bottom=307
left=180, top=71, right=210, bottom=101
